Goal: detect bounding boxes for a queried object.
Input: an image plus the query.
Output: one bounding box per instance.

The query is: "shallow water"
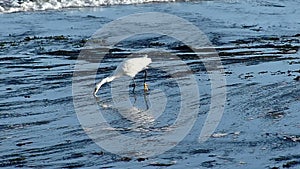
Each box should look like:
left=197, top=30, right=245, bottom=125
left=1, top=0, right=300, bottom=168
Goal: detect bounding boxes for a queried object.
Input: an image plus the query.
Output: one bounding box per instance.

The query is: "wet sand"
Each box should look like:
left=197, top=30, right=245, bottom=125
left=0, top=1, right=299, bottom=168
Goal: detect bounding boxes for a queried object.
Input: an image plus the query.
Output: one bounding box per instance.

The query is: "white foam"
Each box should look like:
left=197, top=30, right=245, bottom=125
left=0, top=0, right=177, bottom=13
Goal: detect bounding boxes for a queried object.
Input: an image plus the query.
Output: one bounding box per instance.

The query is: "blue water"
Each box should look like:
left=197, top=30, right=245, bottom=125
left=0, top=0, right=300, bottom=168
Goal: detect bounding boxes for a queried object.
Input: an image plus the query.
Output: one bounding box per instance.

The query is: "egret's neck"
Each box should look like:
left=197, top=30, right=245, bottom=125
left=94, top=76, right=117, bottom=96
left=105, top=76, right=117, bottom=83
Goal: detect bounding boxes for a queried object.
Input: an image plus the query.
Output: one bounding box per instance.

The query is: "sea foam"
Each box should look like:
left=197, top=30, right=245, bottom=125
left=0, top=0, right=177, bottom=13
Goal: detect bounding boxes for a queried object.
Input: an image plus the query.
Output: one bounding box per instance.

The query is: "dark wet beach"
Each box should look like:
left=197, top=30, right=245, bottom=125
left=1, top=1, right=300, bottom=168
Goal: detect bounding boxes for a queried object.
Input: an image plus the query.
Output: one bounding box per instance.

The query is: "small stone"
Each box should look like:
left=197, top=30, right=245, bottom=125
left=265, top=111, right=285, bottom=119
left=233, top=131, right=241, bottom=135
left=16, top=141, right=33, bottom=147
left=149, top=161, right=176, bottom=167
left=92, top=151, right=104, bottom=156
left=239, top=161, right=246, bottom=164
left=270, top=167, right=280, bottom=169
left=293, top=76, right=300, bottom=81
left=283, top=160, right=299, bottom=168
left=120, top=157, right=131, bottom=162
left=137, top=158, right=147, bottom=162
left=24, top=36, right=31, bottom=41
left=283, top=135, right=300, bottom=142
left=211, top=133, right=228, bottom=138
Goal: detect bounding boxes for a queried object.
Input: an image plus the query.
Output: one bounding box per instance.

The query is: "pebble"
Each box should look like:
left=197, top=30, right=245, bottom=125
left=293, top=76, right=300, bottom=81
left=211, top=133, right=228, bottom=138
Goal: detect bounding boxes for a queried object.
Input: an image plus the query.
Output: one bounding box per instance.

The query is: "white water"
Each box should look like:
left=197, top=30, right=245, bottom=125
left=0, top=0, right=179, bottom=13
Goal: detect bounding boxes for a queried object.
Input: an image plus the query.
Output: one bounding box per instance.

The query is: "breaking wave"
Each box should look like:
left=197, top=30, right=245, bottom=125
left=0, top=0, right=179, bottom=13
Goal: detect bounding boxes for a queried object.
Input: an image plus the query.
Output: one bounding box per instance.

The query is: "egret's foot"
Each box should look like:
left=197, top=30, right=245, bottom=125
left=144, top=83, right=149, bottom=92
left=131, top=83, right=136, bottom=88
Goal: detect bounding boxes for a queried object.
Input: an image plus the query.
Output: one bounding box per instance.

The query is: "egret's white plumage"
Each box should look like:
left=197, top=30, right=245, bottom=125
left=93, top=55, right=151, bottom=96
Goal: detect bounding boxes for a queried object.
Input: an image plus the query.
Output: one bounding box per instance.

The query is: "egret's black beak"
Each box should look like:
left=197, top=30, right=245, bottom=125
left=93, top=88, right=97, bottom=96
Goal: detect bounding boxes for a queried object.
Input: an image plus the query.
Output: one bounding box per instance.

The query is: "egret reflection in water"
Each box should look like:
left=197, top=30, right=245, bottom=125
left=95, top=90, right=167, bottom=130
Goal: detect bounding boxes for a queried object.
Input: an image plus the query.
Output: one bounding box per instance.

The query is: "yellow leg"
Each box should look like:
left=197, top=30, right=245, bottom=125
left=144, top=83, right=149, bottom=92
left=143, top=70, right=149, bottom=92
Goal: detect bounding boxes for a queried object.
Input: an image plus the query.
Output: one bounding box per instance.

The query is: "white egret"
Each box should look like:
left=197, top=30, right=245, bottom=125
left=93, top=55, right=152, bottom=96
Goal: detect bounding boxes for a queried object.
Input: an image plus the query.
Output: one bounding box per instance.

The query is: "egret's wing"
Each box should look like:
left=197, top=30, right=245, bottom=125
left=114, top=57, right=152, bottom=77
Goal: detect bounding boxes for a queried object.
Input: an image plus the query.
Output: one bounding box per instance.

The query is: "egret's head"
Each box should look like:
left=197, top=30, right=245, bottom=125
left=93, top=77, right=110, bottom=97
left=93, top=86, right=100, bottom=97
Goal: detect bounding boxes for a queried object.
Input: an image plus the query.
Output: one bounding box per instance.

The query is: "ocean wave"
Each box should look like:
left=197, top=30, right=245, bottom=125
left=0, top=0, right=178, bottom=13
